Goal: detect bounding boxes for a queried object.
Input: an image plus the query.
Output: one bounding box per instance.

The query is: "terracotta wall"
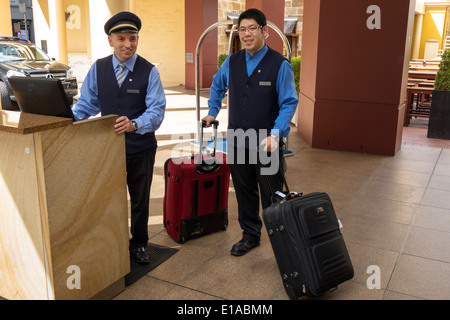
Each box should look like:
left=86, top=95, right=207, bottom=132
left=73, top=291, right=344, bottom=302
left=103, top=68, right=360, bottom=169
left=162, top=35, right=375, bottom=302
left=298, top=0, right=416, bottom=156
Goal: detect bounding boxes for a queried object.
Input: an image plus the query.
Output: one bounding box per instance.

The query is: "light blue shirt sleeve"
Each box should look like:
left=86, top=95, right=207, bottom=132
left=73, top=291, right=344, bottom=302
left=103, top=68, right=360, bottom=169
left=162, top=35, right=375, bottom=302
left=72, top=56, right=166, bottom=135
left=72, top=62, right=101, bottom=120
left=136, top=67, right=166, bottom=134
left=273, top=60, right=299, bottom=138
left=207, top=55, right=230, bottom=118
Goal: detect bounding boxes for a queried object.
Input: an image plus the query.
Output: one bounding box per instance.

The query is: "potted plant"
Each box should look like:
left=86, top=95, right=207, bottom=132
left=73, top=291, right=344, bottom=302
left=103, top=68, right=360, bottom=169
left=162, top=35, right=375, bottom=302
left=218, top=53, right=228, bottom=69
left=291, top=56, right=301, bottom=94
left=427, top=49, right=450, bottom=139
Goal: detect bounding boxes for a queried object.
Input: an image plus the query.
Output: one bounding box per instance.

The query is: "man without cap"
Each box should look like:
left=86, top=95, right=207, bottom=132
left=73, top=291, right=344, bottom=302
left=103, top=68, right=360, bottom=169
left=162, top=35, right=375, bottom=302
left=72, top=11, right=166, bottom=264
left=203, top=8, right=298, bottom=256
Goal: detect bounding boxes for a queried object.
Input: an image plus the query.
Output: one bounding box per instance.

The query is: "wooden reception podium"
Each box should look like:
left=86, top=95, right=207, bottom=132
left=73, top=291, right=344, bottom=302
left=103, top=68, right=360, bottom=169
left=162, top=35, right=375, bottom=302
left=0, top=110, right=130, bottom=300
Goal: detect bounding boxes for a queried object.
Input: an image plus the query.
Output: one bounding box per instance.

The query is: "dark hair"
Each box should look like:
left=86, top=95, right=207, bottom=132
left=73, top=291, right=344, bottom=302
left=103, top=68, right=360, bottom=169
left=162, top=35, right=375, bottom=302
left=238, top=8, right=267, bottom=27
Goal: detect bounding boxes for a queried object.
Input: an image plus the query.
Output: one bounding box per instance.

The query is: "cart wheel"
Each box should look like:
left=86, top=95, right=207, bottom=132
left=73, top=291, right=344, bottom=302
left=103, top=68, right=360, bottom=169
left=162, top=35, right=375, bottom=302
left=222, top=225, right=227, bottom=231
left=180, top=236, right=186, bottom=244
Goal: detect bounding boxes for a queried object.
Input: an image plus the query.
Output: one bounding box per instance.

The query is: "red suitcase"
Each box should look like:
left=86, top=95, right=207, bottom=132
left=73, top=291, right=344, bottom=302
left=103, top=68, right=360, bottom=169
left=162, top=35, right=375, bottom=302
left=163, top=121, right=230, bottom=243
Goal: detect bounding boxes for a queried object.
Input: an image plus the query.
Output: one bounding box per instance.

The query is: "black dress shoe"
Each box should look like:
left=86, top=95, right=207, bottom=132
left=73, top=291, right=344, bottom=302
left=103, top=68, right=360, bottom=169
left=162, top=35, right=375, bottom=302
left=130, top=246, right=150, bottom=265
left=230, top=239, right=260, bottom=256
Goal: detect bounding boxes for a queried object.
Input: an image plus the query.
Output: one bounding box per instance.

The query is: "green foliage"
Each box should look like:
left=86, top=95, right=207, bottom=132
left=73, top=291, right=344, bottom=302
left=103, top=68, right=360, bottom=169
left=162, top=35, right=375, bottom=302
left=435, top=50, right=450, bottom=91
left=218, top=54, right=228, bottom=69
left=291, top=56, right=301, bottom=93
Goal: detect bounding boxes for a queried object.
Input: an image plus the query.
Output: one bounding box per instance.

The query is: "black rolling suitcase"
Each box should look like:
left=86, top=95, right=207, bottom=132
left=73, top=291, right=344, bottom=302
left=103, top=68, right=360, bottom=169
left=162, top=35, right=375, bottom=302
left=262, top=173, right=354, bottom=299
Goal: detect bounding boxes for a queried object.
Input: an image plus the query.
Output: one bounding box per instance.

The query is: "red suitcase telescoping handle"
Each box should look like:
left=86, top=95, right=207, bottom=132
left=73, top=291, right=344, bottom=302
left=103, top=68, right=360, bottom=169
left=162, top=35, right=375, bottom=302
left=200, top=119, right=219, bottom=156
left=196, top=120, right=221, bottom=173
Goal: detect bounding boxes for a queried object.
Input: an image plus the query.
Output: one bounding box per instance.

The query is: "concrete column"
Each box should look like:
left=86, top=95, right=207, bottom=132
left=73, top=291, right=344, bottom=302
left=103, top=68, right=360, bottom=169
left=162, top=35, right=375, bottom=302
left=89, top=0, right=113, bottom=62
left=246, top=0, right=285, bottom=54
left=184, top=0, right=218, bottom=90
left=0, top=1, right=13, bottom=37
left=412, top=13, right=424, bottom=59
left=298, top=0, right=416, bottom=156
left=48, top=0, right=68, bottom=63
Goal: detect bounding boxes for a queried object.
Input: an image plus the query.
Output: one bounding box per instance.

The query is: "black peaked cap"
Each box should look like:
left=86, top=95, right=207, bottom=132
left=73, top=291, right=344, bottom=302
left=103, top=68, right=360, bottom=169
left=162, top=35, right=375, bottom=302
left=104, top=11, right=142, bottom=35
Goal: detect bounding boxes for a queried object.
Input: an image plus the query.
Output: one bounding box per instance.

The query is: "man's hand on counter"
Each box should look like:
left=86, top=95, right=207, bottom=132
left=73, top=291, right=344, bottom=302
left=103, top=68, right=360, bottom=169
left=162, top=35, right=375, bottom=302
left=114, top=116, right=135, bottom=134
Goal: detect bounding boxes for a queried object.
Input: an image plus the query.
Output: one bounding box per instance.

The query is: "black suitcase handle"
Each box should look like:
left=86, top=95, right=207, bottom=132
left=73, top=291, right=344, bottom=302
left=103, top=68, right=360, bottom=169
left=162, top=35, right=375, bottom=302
left=199, top=120, right=219, bottom=157
left=265, top=162, right=302, bottom=204
left=202, top=119, right=219, bottom=128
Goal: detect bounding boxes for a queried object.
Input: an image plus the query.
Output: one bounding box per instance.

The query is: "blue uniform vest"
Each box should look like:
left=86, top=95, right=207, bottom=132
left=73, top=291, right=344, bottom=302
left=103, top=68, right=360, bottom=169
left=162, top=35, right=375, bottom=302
left=228, top=48, right=286, bottom=144
left=97, top=55, right=156, bottom=154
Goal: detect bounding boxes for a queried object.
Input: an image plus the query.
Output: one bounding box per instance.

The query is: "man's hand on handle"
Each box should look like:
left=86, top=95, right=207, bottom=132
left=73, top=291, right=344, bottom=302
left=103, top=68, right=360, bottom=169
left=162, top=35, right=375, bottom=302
left=202, top=115, right=216, bottom=128
left=261, top=135, right=279, bottom=152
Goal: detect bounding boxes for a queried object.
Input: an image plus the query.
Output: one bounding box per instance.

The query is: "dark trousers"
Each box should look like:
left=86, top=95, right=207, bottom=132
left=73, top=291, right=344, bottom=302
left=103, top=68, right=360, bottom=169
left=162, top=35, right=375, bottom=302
left=126, top=146, right=157, bottom=249
left=228, top=145, right=284, bottom=242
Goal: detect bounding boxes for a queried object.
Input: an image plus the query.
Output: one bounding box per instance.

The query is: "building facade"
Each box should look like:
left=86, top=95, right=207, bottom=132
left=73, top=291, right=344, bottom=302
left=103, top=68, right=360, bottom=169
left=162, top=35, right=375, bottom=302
left=1, top=1, right=449, bottom=86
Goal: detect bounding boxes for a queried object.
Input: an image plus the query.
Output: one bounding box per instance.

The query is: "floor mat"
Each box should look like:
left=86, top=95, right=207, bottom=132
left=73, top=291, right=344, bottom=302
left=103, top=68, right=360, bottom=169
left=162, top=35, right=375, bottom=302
left=125, top=243, right=178, bottom=286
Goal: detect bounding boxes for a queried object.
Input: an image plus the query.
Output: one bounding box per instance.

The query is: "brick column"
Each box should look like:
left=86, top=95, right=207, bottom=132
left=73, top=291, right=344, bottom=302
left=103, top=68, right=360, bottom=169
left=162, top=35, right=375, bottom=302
left=246, top=0, right=285, bottom=54
left=185, top=0, right=218, bottom=90
left=298, top=0, right=416, bottom=156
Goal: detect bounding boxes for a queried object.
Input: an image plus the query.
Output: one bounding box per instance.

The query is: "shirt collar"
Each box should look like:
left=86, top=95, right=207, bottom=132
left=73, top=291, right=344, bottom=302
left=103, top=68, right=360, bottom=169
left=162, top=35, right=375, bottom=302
left=245, top=45, right=268, bottom=61
left=112, top=54, right=137, bottom=72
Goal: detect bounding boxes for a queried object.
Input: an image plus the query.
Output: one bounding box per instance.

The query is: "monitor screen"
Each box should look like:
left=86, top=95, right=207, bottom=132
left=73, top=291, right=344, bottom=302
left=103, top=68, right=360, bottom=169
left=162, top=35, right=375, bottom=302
left=8, top=77, right=75, bottom=120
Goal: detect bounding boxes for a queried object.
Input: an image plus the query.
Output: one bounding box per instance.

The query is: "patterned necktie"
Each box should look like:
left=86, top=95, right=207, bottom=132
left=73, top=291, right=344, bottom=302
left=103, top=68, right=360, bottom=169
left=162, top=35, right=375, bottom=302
left=115, top=63, right=126, bottom=87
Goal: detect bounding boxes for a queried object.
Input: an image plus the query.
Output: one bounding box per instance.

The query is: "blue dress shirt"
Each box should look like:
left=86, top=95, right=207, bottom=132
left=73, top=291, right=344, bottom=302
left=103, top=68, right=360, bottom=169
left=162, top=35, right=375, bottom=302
left=72, top=54, right=166, bottom=135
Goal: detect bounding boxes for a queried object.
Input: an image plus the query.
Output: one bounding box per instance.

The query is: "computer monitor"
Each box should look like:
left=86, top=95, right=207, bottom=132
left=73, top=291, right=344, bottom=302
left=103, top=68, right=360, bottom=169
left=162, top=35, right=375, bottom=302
left=8, top=77, right=75, bottom=120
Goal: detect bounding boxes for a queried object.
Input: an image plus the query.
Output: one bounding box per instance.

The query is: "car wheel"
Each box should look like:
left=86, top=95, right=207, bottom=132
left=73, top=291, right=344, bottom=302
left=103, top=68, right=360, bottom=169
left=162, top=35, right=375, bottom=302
left=0, top=81, right=19, bottom=111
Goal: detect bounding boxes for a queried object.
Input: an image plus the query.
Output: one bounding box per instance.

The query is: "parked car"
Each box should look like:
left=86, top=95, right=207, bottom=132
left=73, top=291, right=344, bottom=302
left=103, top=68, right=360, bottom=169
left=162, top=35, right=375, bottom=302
left=0, top=37, right=77, bottom=111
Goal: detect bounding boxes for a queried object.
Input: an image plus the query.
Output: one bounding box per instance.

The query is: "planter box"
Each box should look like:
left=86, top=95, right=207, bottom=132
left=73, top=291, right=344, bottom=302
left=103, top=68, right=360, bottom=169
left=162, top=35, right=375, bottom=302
left=427, top=90, right=450, bottom=140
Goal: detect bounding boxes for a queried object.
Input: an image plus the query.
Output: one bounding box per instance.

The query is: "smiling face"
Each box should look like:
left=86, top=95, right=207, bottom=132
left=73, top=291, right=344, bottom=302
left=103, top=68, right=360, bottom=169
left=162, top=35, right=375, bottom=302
left=108, top=32, right=139, bottom=63
left=238, top=18, right=268, bottom=56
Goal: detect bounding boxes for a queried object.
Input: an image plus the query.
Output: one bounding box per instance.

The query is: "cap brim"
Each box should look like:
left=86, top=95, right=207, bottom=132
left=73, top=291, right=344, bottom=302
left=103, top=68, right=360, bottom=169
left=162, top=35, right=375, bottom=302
left=109, top=24, right=139, bottom=34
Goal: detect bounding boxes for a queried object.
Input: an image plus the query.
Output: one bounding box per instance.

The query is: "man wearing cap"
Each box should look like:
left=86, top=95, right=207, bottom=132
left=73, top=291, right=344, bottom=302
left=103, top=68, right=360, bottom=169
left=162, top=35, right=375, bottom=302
left=72, top=11, right=166, bottom=264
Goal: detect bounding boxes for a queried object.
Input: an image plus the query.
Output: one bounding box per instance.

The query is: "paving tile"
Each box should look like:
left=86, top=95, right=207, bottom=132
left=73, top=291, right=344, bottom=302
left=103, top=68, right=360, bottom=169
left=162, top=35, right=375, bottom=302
left=421, top=188, right=450, bottom=209
left=358, top=180, right=426, bottom=205
left=413, top=205, right=450, bottom=233
left=345, top=242, right=399, bottom=289
left=179, top=252, right=281, bottom=300
left=162, top=285, right=224, bottom=300
left=370, top=167, right=432, bottom=188
left=437, top=148, right=450, bottom=164
left=383, top=290, right=425, bottom=300
left=342, top=195, right=418, bottom=225
left=113, top=276, right=175, bottom=300
left=433, top=162, right=450, bottom=177
left=147, top=238, right=221, bottom=284
left=339, top=214, right=410, bottom=252
left=403, top=226, right=450, bottom=263
left=394, top=144, right=442, bottom=162
left=381, top=157, right=436, bottom=174
left=428, top=174, right=450, bottom=191
left=388, top=254, right=450, bottom=300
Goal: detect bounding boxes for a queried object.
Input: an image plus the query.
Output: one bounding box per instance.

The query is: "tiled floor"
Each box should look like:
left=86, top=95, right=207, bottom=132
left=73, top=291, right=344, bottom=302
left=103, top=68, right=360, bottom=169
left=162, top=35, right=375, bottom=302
left=114, top=86, right=450, bottom=300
